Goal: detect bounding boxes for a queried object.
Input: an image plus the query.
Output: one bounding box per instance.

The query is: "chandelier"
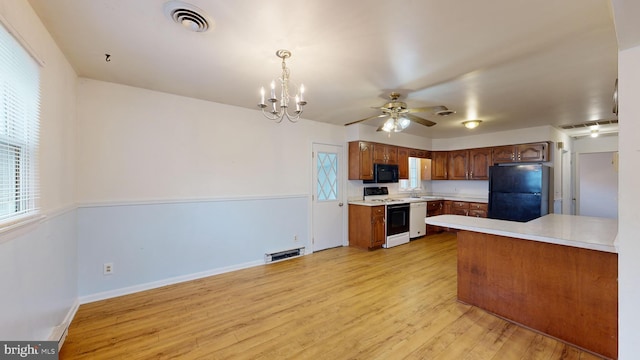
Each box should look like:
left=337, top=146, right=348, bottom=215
left=381, top=114, right=411, bottom=132
left=258, top=49, right=306, bottom=123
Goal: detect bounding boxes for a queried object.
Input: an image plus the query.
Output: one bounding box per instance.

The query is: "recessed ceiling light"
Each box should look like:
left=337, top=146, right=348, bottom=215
left=164, top=1, right=213, bottom=33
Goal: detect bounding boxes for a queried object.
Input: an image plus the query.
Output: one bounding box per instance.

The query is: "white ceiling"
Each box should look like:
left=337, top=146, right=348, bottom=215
left=27, top=0, right=619, bottom=138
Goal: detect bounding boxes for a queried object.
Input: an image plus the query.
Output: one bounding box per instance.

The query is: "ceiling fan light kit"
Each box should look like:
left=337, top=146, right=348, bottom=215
left=258, top=49, right=307, bottom=123
left=463, top=120, right=482, bottom=129
left=345, top=92, right=447, bottom=133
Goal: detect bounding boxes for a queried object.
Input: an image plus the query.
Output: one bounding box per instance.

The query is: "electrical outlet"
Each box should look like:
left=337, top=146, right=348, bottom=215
left=294, top=235, right=298, bottom=242
left=103, top=262, right=114, bottom=275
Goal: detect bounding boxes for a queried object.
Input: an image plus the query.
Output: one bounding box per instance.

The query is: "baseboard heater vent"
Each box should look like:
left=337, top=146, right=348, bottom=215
left=265, top=247, right=305, bottom=263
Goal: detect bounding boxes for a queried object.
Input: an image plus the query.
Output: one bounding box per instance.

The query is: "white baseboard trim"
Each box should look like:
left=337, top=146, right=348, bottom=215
left=79, top=259, right=265, bottom=304
left=48, top=298, right=80, bottom=350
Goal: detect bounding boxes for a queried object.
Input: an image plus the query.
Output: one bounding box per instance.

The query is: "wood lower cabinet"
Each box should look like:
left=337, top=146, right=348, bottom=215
left=431, top=152, right=448, bottom=180
left=440, top=201, right=487, bottom=231
left=349, top=204, right=386, bottom=250
left=451, top=201, right=470, bottom=216
left=468, top=202, right=488, bottom=218
left=426, top=200, right=443, bottom=234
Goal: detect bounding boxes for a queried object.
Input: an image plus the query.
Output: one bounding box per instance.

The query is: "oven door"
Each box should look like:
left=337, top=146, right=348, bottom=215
left=386, top=203, right=410, bottom=236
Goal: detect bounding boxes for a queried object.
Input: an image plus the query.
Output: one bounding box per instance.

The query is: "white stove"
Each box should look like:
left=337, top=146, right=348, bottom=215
left=363, top=187, right=410, bottom=248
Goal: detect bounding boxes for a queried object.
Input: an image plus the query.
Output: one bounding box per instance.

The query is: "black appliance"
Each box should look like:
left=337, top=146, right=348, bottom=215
left=363, top=163, right=399, bottom=183
left=386, top=203, right=410, bottom=236
left=488, top=164, right=550, bottom=222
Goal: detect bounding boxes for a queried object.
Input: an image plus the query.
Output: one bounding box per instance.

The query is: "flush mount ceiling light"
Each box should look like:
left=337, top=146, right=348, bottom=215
left=164, top=1, right=213, bottom=32
left=463, top=120, right=482, bottom=129
left=258, top=49, right=307, bottom=123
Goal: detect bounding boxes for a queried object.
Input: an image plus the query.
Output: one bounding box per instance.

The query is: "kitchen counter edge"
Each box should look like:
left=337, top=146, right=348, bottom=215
left=425, top=214, right=618, bottom=253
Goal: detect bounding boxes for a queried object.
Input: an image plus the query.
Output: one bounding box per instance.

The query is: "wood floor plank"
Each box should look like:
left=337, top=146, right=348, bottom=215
left=59, top=233, right=607, bottom=360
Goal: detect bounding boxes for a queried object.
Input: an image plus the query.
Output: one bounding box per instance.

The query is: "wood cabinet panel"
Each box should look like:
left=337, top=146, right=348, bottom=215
left=397, top=147, right=410, bottom=179
left=492, top=142, right=550, bottom=164
left=349, top=205, right=386, bottom=250
left=447, top=150, right=468, bottom=180
left=517, top=143, right=548, bottom=162
left=348, top=141, right=374, bottom=180
left=468, top=148, right=492, bottom=180
left=469, top=202, right=488, bottom=211
left=420, top=158, right=431, bottom=180
left=431, top=152, right=448, bottom=180
left=426, top=200, right=443, bottom=234
left=409, top=149, right=431, bottom=158
left=457, top=231, right=617, bottom=359
left=468, top=209, right=487, bottom=218
left=492, top=145, right=516, bottom=163
left=373, top=143, right=397, bottom=164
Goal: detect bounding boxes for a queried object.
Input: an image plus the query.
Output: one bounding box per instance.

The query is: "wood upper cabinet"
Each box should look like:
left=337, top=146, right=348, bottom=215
left=431, top=152, right=448, bottom=180
left=447, top=150, right=469, bottom=180
left=493, top=142, right=549, bottom=164
left=420, top=158, right=432, bottom=180
left=372, top=143, right=398, bottom=164
left=426, top=200, right=443, bottom=234
left=348, top=141, right=374, bottom=180
left=468, top=148, right=492, bottom=180
left=397, top=147, right=410, bottom=179
left=409, top=149, right=431, bottom=159
left=447, top=148, right=492, bottom=180
left=518, top=143, right=549, bottom=162
left=348, top=204, right=386, bottom=250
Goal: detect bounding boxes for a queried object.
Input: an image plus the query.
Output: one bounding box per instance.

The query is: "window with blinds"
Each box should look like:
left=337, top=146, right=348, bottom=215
left=0, top=23, right=40, bottom=226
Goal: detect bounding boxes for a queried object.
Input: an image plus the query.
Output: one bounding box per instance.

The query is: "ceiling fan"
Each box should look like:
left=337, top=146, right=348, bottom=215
left=344, top=92, right=453, bottom=132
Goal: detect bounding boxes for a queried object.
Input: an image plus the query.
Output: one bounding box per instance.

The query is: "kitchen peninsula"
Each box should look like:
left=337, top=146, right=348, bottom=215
left=426, top=214, right=618, bottom=359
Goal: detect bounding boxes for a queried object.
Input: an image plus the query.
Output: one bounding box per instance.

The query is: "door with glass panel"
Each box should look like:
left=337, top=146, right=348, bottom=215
left=312, top=143, right=344, bottom=251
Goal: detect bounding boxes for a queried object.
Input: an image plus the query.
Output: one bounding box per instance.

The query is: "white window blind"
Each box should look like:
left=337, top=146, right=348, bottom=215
left=0, top=22, right=40, bottom=225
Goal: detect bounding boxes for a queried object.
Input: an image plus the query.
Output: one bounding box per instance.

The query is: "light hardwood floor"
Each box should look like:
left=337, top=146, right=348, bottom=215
left=61, top=233, right=605, bottom=359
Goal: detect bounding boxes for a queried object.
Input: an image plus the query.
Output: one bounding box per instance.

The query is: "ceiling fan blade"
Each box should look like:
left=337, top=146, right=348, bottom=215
left=406, top=105, right=448, bottom=114
left=405, top=114, right=437, bottom=127
left=344, top=114, right=387, bottom=126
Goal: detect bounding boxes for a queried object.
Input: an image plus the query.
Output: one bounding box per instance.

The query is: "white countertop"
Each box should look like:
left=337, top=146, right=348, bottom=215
left=426, top=214, right=618, bottom=253
left=349, top=195, right=488, bottom=206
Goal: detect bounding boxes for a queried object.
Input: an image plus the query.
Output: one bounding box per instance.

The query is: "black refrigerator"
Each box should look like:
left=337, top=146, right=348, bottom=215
left=488, top=164, right=550, bottom=222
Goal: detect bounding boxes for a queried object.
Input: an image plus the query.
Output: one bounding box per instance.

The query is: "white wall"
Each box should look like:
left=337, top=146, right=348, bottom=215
left=618, top=44, right=640, bottom=359
left=0, top=0, right=78, bottom=341
left=75, top=79, right=346, bottom=299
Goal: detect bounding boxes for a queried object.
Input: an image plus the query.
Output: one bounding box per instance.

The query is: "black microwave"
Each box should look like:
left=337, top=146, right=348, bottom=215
left=364, top=163, right=399, bottom=183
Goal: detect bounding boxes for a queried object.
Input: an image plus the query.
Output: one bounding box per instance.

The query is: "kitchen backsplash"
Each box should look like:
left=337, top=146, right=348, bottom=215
left=347, top=180, right=488, bottom=201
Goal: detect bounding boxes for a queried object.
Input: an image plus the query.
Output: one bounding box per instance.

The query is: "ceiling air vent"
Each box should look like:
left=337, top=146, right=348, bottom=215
left=560, top=119, right=618, bottom=129
left=164, top=1, right=213, bottom=33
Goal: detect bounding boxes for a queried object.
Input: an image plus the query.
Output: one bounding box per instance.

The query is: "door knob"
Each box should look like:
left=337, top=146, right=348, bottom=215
left=338, top=202, right=344, bottom=207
